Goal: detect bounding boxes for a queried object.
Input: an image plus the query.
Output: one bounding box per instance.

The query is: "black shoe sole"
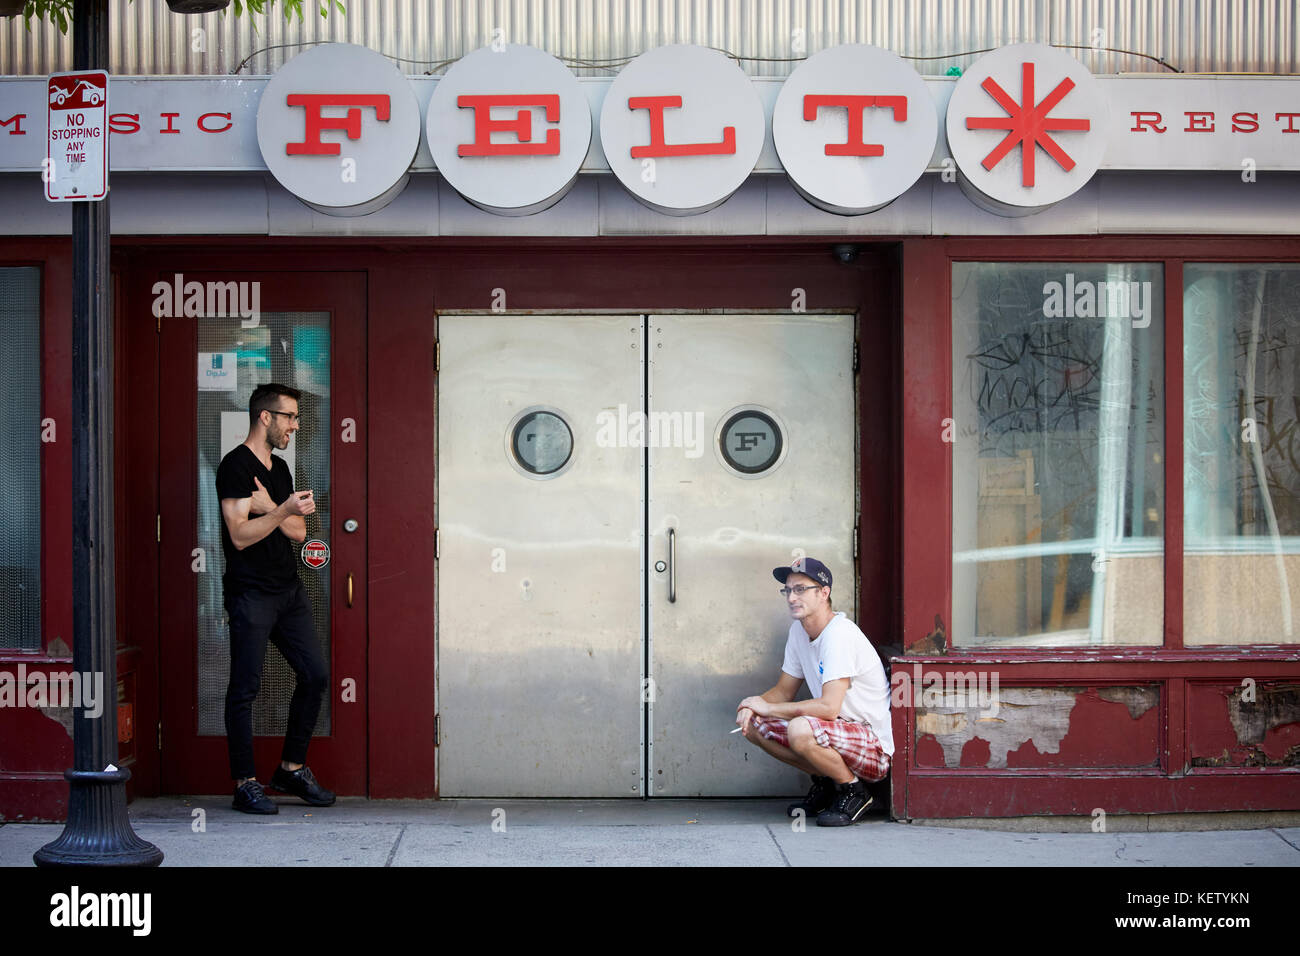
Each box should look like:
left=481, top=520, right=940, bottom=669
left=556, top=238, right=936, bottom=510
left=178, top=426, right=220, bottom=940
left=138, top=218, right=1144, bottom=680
left=232, top=802, right=279, bottom=815
left=296, top=794, right=336, bottom=807
left=268, top=776, right=336, bottom=807
left=816, top=796, right=873, bottom=827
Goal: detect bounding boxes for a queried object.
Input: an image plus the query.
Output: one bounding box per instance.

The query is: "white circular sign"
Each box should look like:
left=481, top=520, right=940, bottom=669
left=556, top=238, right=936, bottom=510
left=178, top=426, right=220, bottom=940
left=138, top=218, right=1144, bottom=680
left=257, top=43, right=422, bottom=217
left=427, top=44, right=591, bottom=216
left=301, top=538, right=330, bottom=569
left=598, top=45, right=765, bottom=216
left=774, top=44, right=937, bottom=216
left=946, top=43, right=1108, bottom=215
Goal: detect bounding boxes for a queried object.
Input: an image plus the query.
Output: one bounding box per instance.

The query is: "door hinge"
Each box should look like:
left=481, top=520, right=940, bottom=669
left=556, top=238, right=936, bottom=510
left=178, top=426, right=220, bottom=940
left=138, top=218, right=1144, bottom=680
left=435, top=528, right=439, bottom=560
left=434, top=339, right=439, bottom=373
left=157, top=720, right=162, bottom=751
left=156, top=514, right=161, bottom=543
left=852, top=340, right=859, bottom=373
left=853, top=521, right=859, bottom=559
left=433, top=714, right=440, bottom=746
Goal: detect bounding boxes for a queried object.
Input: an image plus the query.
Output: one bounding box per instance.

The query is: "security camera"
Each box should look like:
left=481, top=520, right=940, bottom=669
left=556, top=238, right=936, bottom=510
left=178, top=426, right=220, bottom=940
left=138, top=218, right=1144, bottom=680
left=832, top=244, right=859, bottom=264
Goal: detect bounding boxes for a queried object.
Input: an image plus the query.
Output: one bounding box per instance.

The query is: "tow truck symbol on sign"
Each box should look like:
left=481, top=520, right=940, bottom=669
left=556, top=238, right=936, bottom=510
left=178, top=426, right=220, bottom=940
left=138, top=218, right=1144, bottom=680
left=50, top=79, right=103, bottom=108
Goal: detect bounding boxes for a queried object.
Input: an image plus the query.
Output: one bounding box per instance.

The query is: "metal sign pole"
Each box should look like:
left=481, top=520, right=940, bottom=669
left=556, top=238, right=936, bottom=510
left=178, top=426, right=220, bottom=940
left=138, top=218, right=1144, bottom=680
left=34, top=0, right=162, bottom=868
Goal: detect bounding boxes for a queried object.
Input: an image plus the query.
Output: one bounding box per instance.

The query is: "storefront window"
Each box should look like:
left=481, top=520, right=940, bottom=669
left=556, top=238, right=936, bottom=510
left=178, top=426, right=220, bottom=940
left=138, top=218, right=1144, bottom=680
left=1184, top=264, right=1300, bottom=645
left=0, top=268, right=41, bottom=651
left=952, top=263, right=1164, bottom=646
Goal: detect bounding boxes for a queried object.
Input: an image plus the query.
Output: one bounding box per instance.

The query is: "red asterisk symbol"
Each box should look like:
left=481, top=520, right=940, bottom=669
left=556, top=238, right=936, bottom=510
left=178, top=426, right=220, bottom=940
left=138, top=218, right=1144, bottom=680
left=965, top=62, right=1090, bottom=187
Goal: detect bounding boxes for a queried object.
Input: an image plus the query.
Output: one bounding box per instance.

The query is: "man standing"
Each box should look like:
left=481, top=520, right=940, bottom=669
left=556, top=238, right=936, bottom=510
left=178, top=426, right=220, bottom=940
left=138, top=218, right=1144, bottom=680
left=736, top=557, right=892, bottom=826
left=217, top=383, right=335, bottom=814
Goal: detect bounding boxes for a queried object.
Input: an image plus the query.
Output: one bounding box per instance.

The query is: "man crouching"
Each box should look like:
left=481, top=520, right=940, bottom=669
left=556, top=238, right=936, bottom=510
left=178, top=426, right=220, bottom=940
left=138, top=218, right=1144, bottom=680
left=736, top=557, right=893, bottom=826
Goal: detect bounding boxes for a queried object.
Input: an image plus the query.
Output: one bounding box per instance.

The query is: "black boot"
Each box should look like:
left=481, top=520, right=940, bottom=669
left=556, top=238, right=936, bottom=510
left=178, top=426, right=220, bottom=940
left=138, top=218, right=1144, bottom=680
left=786, top=774, right=835, bottom=818
left=816, top=778, right=873, bottom=827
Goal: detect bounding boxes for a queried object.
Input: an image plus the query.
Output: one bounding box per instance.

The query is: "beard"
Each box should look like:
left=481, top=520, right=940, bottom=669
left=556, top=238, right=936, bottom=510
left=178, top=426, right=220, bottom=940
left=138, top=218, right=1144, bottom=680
left=266, top=424, right=290, bottom=449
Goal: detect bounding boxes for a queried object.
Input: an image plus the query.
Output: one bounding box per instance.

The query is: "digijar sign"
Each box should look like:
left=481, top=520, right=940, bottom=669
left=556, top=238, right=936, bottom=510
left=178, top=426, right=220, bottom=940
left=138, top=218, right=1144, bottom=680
left=257, top=43, right=422, bottom=217
left=426, top=44, right=591, bottom=216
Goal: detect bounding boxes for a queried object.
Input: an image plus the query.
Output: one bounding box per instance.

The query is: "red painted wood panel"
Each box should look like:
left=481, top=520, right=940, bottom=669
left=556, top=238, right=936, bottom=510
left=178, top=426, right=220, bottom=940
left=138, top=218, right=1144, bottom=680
left=904, top=773, right=1300, bottom=817
left=367, top=265, right=438, bottom=798
left=0, top=675, right=77, bottom=773
left=1187, top=680, right=1300, bottom=769
left=0, top=777, right=69, bottom=823
left=0, top=240, right=76, bottom=821
left=912, top=685, right=1162, bottom=770
left=114, top=260, right=163, bottom=799
left=899, top=238, right=950, bottom=657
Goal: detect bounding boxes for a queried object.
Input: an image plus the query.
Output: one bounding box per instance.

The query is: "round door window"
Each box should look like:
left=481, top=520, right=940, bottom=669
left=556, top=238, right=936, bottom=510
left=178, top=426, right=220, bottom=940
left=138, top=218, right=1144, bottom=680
left=509, top=408, right=574, bottom=478
left=717, top=407, right=785, bottom=476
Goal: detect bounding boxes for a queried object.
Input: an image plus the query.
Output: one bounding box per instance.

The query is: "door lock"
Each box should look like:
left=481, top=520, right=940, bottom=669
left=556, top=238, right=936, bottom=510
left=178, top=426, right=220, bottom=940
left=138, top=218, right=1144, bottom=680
left=343, top=519, right=359, bottom=533
left=654, top=560, right=667, bottom=573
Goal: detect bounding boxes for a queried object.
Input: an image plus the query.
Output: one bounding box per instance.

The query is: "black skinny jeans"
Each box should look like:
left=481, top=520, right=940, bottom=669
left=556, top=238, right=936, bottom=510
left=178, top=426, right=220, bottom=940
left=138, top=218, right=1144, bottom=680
left=223, top=580, right=328, bottom=781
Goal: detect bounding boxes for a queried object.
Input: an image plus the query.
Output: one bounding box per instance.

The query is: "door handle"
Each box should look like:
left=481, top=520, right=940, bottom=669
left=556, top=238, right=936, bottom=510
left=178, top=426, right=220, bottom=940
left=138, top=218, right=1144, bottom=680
left=347, top=572, right=353, bottom=609
left=667, top=527, right=676, bottom=604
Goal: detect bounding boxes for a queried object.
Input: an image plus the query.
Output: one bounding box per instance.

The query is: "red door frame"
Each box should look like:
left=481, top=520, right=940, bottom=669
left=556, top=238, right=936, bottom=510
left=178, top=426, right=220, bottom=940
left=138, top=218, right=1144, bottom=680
left=0, top=241, right=76, bottom=820
left=154, top=268, right=367, bottom=796
left=896, top=235, right=1300, bottom=819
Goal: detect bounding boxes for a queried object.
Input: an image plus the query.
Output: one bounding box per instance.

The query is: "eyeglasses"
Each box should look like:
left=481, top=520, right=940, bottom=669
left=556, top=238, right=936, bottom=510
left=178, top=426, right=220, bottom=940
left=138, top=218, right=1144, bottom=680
left=780, top=585, right=825, bottom=596
left=265, top=410, right=301, bottom=423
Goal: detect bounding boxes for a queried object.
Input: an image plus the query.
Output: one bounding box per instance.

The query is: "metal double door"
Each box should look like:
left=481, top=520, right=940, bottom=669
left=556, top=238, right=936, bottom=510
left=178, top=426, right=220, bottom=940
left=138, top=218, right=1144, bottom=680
left=436, top=313, right=855, bottom=797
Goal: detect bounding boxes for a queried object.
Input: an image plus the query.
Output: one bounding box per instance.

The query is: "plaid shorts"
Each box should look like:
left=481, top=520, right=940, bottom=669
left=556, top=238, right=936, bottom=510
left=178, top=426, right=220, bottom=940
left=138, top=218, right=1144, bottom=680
left=755, top=715, right=891, bottom=783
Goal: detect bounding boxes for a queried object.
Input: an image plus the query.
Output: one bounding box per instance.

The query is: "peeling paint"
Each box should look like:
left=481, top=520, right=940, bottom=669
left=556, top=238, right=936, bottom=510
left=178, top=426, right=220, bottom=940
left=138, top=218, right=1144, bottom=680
left=1192, top=743, right=1300, bottom=768
left=915, top=711, right=969, bottom=737
left=917, top=687, right=1080, bottom=768
left=909, top=614, right=946, bottom=655
left=47, top=636, right=71, bottom=658
left=1098, top=686, right=1160, bottom=721
left=1228, top=684, right=1300, bottom=745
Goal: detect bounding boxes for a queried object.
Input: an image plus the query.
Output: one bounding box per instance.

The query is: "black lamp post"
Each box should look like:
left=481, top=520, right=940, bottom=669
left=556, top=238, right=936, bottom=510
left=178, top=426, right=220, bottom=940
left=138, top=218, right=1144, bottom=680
left=166, top=0, right=231, bottom=11
left=33, top=0, right=162, bottom=868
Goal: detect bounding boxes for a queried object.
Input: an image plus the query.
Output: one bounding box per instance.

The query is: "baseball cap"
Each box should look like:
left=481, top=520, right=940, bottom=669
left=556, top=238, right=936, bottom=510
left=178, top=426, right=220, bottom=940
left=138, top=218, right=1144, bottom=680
left=772, top=556, right=832, bottom=589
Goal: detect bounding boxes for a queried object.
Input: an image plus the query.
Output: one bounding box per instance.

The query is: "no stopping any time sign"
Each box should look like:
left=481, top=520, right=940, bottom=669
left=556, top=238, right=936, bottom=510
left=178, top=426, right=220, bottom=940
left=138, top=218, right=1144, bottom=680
left=46, top=70, right=108, bottom=202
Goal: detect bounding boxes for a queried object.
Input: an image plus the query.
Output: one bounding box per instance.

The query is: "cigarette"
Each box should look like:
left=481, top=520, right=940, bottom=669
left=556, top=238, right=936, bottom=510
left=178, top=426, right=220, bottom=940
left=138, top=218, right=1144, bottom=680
left=729, top=727, right=743, bottom=733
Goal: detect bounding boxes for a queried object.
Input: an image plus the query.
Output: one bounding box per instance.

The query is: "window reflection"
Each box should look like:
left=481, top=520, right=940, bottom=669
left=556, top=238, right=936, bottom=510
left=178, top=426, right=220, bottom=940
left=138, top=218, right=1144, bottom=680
left=1184, top=264, right=1300, bottom=645
left=0, top=268, right=41, bottom=651
left=952, top=263, right=1164, bottom=646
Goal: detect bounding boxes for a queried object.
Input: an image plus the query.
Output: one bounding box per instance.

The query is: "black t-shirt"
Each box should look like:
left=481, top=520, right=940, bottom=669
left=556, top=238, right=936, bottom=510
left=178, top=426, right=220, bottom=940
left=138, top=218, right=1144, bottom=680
left=215, top=444, right=300, bottom=597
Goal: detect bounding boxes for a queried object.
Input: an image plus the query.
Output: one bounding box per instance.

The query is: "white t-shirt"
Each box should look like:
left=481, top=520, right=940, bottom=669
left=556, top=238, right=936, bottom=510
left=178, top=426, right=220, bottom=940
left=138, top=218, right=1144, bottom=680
left=780, top=611, right=894, bottom=757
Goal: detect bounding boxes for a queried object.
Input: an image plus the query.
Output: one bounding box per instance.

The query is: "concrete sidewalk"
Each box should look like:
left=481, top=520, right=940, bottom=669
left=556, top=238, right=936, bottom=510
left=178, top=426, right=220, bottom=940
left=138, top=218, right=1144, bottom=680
left=3, top=797, right=1299, bottom=866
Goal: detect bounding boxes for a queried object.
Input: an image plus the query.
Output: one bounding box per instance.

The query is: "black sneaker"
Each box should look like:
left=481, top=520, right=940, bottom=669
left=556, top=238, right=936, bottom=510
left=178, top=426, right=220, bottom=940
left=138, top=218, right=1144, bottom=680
left=232, top=779, right=279, bottom=815
left=816, top=779, right=873, bottom=826
left=269, top=765, right=336, bottom=807
left=786, top=774, right=835, bottom=818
